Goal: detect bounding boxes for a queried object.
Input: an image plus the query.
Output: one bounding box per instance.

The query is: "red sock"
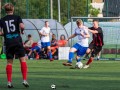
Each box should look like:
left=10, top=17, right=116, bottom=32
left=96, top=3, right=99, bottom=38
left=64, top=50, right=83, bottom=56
left=6, top=64, right=12, bottom=82
left=86, top=57, right=93, bottom=65
left=21, top=62, right=28, bottom=80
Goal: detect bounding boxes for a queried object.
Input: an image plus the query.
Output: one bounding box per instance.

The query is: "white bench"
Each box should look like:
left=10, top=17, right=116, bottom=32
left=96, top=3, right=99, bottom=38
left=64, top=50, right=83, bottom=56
left=58, top=47, right=70, bottom=60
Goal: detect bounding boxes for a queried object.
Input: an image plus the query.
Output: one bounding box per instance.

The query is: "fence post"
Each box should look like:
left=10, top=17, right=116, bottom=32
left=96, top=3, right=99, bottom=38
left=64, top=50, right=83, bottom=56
left=86, top=0, right=89, bottom=17
left=26, top=0, right=29, bottom=18
left=67, top=0, right=70, bottom=22
left=50, top=0, right=53, bottom=19
left=105, top=0, right=108, bottom=17
left=47, top=0, right=50, bottom=18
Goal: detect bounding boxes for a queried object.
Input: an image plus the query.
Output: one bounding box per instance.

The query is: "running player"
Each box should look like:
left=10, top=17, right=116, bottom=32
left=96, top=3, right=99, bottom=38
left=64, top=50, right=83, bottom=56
left=39, top=21, right=54, bottom=61
left=83, top=20, right=104, bottom=68
left=63, top=19, right=90, bottom=66
left=0, top=3, right=29, bottom=88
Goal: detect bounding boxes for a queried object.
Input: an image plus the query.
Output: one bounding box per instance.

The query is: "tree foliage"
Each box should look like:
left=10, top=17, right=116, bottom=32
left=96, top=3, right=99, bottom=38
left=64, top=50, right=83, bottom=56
left=1, top=0, right=92, bottom=24
left=89, top=5, right=100, bottom=17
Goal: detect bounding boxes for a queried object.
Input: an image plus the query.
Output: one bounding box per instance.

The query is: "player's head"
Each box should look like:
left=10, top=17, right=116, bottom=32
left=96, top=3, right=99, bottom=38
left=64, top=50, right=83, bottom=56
left=60, top=34, right=66, bottom=40
left=52, top=34, right=56, bottom=40
left=76, top=19, right=83, bottom=26
left=45, top=21, right=49, bottom=27
left=27, top=34, right=32, bottom=40
left=93, top=20, right=99, bottom=28
left=4, top=3, right=14, bottom=14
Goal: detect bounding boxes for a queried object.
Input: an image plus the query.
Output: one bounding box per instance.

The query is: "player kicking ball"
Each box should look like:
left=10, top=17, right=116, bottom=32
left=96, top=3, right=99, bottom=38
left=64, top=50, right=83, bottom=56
left=0, top=3, right=29, bottom=88
left=63, top=19, right=90, bottom=67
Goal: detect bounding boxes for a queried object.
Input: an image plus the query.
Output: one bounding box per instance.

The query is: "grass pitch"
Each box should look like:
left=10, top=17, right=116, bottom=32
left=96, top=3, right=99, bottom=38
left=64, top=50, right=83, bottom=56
left=0, top=59, right=120, bottom=90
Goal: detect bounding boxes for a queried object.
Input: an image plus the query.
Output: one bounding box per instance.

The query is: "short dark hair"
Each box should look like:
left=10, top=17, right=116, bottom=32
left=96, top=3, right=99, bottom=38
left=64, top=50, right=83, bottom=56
left=45, top=21, right=48, bottom=23
left=28, top=34, right=32, bottom=38
left=93, top=19, right=99, bottom=22
left=52, top=34, right=55, bottom=35
left=60, top=34, right=66, bottom=40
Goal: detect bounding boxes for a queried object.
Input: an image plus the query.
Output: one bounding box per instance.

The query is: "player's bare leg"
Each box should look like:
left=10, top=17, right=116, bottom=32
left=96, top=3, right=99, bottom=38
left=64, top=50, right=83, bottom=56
left=19, top=57, right=29, bottom=87
left=6, top=59, right=14, bottom=88
left=83, top=48, right=91, bottom=60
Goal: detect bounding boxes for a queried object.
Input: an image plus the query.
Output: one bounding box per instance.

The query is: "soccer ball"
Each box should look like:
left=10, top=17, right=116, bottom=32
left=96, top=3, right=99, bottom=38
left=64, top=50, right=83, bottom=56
left=75, top=62, right=83, bottom=69
left=51, top=84, right=56, bottom=89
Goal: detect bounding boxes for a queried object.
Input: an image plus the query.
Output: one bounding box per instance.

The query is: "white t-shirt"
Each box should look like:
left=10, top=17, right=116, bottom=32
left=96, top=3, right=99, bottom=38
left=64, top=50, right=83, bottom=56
left=39, top=27, right=51, bottom=42
left=74, top=26, right=89, bottom=47
left=37, top=40, right=41, bottom=48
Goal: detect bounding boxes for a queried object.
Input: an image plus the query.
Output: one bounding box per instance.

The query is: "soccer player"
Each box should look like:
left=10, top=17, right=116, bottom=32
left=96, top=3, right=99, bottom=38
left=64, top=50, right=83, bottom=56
left=63, top=19, right=90, bottom=66
left=97, top=51, right=101, bottom=60
left=83, top=20, right=104, bottom=69
left=39, top=21, right=54, bottom=61
left=0, top=3, right=29, bottom=88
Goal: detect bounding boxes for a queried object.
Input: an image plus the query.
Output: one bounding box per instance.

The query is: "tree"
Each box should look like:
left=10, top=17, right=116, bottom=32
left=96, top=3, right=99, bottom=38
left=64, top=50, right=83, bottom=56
left=89, top=5, right=100, bottom=17
left=1, top=0, right=91, bottom=24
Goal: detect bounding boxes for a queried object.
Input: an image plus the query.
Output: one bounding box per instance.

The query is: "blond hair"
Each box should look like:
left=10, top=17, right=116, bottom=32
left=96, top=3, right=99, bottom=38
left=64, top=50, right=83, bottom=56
left=76, top=19, right=83, bottom=25
left=4, top=3, right=14, bottom=13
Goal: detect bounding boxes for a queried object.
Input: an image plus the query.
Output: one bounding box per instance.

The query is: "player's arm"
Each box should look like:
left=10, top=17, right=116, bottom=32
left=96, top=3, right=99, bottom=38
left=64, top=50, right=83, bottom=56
left=19, top=23, right=25, bottom=34
left=81, top=32, right=90, bottom=38
left=0, top=28, right=4, bottom=36
left=88, top=28, right=102, bottom=34
left=39, top=32, right=48, bottom=36
left=67, top=34, right=77, bottom=41
left=0, top=20, right=3, bottom=36
left=81, top=28, right=90, bottom=38
left=18, top=16, right=25, bottom=34
left=39, top=28, right=48, bottom=36
left=0, top=31, right=4, bottom=36
left=48, top=31, right=52, bottom=36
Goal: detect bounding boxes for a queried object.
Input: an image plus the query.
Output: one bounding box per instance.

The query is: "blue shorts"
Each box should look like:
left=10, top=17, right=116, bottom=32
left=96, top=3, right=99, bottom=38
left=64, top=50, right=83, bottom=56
left=31, top=46, right=41, bottom=54
left=41, top=42, right=50, bottom=48
left=72, top=43, right=88, bottom=56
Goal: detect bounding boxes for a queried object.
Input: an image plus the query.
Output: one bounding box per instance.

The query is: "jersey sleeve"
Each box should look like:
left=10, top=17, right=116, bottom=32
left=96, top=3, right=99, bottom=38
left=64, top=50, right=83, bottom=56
left=83, top=26, right=89, bottom=34
left=18, top=16, right=23, bottom=24
left=74, top=28, right=77, bottom=35
left=89, top=27, right=93, bottom=30
left=39, top=27, right=44, bottom=33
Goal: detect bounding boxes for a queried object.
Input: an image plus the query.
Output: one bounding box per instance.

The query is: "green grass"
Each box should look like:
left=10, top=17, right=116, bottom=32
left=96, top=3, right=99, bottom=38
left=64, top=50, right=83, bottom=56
left=101, top=54, right=120, bottom=58
left=0, top=59, right=120, bottom=90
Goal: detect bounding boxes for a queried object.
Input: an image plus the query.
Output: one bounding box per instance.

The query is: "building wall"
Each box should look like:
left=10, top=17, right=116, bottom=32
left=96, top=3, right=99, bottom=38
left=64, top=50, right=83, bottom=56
left=91, top=0, right=104, bottom=17
left=103, top=0, right=120, bottom=17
